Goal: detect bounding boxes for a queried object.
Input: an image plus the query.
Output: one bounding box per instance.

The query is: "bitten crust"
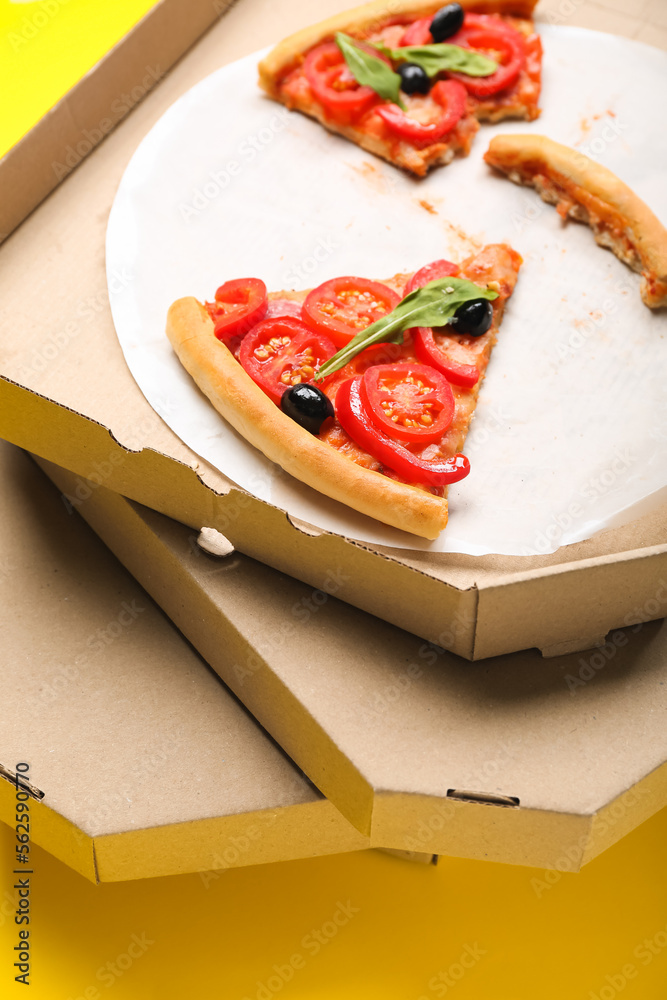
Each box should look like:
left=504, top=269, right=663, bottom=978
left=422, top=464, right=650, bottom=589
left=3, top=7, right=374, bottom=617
left=485, top=133, right=667, bottom=308
left=166, top=297, right=449, bottom=539
left=258, top=0, right=539, bottom=93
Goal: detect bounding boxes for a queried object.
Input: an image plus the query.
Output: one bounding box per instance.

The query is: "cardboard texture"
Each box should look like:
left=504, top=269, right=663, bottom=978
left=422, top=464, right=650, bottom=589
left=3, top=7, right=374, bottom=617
left=0, top=441, right=370, bottom=883
left=0, top=0, right=235, bottom=241
left=0, top=0, right=666, bottom=661
left=38, top=457, right=667, bottom=872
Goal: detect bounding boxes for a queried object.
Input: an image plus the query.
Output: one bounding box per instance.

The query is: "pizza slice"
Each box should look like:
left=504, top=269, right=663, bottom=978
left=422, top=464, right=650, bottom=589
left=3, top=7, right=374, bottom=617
left=258, top=0, right=542, bottom=176
left=166, top=243, right=521, bottom=539
left=485, top=134, right=667, bottom=309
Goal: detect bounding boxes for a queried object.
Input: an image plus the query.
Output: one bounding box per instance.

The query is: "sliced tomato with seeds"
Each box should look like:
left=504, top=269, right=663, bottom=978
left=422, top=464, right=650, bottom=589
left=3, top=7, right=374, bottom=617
left=405, top=258, right=460, bottom=295
left=205, top=278, right=268, bottom=341
left=447, top=14, right=525, bottom=98
left=360, top=363, right=455, bottom=445
left=238, top=317, right=336, bottom=406
left=304, top=42, right=378, bottom=122
left=336, top=376, right=469, bottom=488
left=375, top=80, right=467, bottom=148
left=302, top=277, right=401, bottom=348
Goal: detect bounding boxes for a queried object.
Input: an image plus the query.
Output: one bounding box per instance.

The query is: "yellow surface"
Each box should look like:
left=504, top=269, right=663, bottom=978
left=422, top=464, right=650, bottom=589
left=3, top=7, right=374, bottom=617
left=0, top=0, right=158, bottom=158
left=2, top=807, right=667, bottom=998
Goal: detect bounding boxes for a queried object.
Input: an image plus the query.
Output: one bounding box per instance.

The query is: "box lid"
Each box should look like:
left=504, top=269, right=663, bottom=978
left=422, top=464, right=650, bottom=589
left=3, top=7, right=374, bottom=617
left=38, top=455, right=667, bottom=872
left=0, top=442, right=368, bottom=883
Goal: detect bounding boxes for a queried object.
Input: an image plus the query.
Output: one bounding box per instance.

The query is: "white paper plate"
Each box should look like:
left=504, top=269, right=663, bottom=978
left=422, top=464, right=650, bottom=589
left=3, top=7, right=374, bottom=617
left=106, top=27, right=667, bottom=555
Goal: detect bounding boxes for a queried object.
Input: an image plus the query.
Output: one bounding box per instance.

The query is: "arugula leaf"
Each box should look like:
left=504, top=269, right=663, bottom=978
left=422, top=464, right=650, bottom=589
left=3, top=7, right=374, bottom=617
left=374, top=42, right=497, bottom=78
left=335, top=32, right=405, bottom=110
left=314, top=278, right=498, bottom=381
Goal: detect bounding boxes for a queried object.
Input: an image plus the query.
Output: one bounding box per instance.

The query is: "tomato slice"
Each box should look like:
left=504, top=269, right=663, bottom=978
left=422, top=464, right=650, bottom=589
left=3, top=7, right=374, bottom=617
left=302, top=277, right=401, bottom=348
left=375, top=80, right=467, bottom=148
left=205, top=278, right=268, bottom=341
left=360, top=363, right=455, bottom=445
left=413, top=327, right=480, bottom=387
left=238, top=317, right=337, bottom=405
left=399, top=16, right=432, bottom=46
left=403, top=260, right=479, bottom=387
left=447, top=14, right=525, bottom=97
left=405, top=258, right=460, bottom=294
left=336, top=376, right=470, bottom=487
left=304, top=42, right=378, bottom=121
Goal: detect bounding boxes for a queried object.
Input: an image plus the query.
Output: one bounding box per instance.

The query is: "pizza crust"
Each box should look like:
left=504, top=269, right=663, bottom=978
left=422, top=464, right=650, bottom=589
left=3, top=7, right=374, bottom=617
left=166, top=297, right=449, bottom=539
left=484, top=133, right=667, bottom=309
left=258, top=0, right=539, bottom=93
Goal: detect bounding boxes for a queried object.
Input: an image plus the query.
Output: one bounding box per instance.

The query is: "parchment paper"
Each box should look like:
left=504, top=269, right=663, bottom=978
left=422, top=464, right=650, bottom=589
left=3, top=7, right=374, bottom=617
left=106, top=27, right=667, bottom=555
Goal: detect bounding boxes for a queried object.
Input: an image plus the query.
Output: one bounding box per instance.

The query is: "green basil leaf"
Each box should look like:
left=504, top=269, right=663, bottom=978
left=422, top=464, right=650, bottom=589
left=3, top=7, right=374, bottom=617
left=376, top=42, right=497, bottom=78
left=314, top=278, right=498, bottom=381
left=335, top=32, right=406, bottom=110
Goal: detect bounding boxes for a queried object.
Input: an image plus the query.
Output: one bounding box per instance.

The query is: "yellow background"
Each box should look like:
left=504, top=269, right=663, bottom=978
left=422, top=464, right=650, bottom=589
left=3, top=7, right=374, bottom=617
left=0, top=0, right=157, bottom=157
left=1, top=808, right=667, bottom=998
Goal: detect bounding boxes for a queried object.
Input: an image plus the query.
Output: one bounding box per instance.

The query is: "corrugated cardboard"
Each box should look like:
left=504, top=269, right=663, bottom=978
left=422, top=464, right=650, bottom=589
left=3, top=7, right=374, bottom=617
left=38, top=456, right=667, bottom=872
left=1, top=0, right=665, bottom=660
left=0, top=442, right=370, bottom=883
left=0, top=0, right=234, bottom=241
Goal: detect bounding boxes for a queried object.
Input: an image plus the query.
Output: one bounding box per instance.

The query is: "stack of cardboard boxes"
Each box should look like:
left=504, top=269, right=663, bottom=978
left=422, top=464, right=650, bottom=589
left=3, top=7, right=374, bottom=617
left=1, top=0, right=666, bottom=888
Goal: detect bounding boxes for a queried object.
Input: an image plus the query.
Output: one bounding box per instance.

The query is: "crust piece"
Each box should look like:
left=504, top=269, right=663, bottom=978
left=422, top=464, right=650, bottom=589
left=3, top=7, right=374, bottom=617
left=166, top=297, right=449, bottom=539
left=258, top=0, right=539, bottom=92
left=485, top=133, right=667, bottom=309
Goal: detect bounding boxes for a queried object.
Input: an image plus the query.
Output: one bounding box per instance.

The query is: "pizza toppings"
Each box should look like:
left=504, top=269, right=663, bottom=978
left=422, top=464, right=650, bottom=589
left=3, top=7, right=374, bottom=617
left=304, top=42, right=378, bottom=121
left=238, top=316, right=336, bottom=405
left=375, top=79, right=467, bottom=147
left=205, top=278, right=267, bottom=340
left=360, top=363, right=455, bottom=445
left=399, top=17, right=433, bottom=48
left=302, top=277, right=401, bottom=347
left=259, top=5, right=542, bottom=176
left=405, top=258, right=460, bottom=293
left=336, top=31, right=497, bottom=110
left=281, top=383, right=334, bottom=434
left=334, top=33, right=405, bottom=109
left=398, top=63, right=431, bottom=95
left=446, top=16, right=526, bottom=99
left=167, top=245, right=521, bottom=534
left=336, top=375, right=469, bottom=487
left=430, top=4, right=465, bottom=42
left=413, top=327, right=480, bottom=388
left=314, top=275, right=498, bottom=381
left=197, top=250, right=516, bottom=497
left=453, top=298, right=494, bottom=336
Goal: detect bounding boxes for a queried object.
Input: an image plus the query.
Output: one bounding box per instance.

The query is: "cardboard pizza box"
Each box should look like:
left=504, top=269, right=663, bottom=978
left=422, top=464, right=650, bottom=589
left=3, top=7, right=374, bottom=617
left=0, top=0, right=666, bottom=661
left=0, top=441, right=372, bottom=883
left=0, top=0, right=234, bottom=242
left=36, top=455, right=667, bottom=872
